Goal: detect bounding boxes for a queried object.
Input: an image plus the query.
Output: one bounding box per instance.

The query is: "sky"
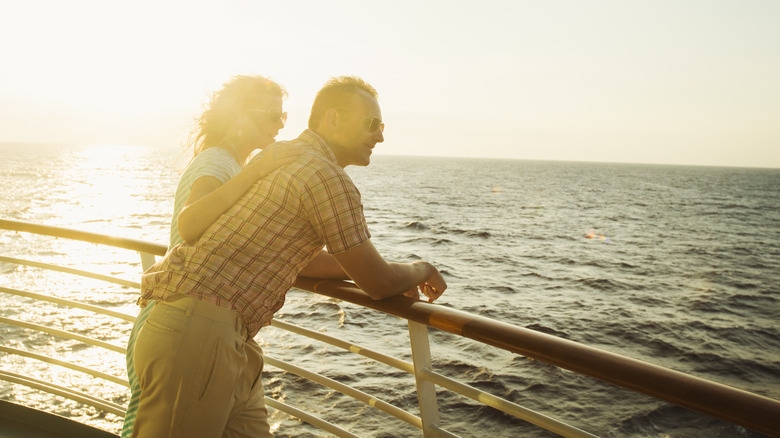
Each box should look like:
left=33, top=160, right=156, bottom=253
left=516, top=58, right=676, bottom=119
left=1, top=0, right=778, bottom=168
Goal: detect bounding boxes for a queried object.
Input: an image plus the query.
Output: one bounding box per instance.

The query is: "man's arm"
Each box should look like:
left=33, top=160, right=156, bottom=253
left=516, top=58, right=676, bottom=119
left=332, top=240, right=446, bottom=302
left=297, top=249, right=350, bottom=279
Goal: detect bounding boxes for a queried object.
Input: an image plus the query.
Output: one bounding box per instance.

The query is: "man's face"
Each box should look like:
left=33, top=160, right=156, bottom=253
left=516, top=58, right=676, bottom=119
left=331, top=90, right=384, bottom=167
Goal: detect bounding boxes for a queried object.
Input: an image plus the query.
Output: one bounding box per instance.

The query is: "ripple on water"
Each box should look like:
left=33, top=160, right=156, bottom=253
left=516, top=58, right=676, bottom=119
left=2, top=152, right=779, bottom=437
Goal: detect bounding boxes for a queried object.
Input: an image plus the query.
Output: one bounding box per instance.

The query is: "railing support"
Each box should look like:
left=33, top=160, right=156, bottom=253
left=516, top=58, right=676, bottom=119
left=409, top=320, right=442, bottom=437
left=139, top=251, right=157, bottom=271
left=4, top=220, right=780, bottom=437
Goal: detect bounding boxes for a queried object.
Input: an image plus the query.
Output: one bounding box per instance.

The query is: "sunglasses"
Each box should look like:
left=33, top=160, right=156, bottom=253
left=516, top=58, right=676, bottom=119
left=338, top=109, right=383, bottom=133
left=337, top=109, right=385, bottom=132
left=366, top=117, right=384, bottom=133
left=250, top=109, right=288, bottom=124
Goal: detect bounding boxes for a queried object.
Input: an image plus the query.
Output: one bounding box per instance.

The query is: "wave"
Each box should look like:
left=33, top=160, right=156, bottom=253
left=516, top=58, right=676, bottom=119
left=574, top=277, right=633, bottom=292
left=616, top=403, right=767, bottom=438
left=401, top=236, right=455, bottom=246
left=404, top=221, right=430, bottom=231
left=405, top=221, right=494, bottom=239
left=525, top=323, right=570, bottom=339
left=5, top=150, right=780, bottom=437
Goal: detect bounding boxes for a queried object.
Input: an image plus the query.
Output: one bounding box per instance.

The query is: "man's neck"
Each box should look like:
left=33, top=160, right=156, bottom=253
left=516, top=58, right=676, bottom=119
left=310, top=128, right=347, bottom=168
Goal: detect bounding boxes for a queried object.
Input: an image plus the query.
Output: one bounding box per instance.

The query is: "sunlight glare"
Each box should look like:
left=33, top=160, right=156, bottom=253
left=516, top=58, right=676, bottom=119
left=57, top=144, right=161, bottom=231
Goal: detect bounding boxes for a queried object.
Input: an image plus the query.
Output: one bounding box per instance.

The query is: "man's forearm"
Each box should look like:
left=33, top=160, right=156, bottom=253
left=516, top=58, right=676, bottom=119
left=332, top=240, right=447, bottom=301
left=370, top=260, right=437, bottom=299
left=297, top=250, right=350, bottom=279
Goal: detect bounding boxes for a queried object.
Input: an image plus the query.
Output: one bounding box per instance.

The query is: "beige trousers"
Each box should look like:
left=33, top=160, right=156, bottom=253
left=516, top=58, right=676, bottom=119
left=132, top=296, right=271, bottom=438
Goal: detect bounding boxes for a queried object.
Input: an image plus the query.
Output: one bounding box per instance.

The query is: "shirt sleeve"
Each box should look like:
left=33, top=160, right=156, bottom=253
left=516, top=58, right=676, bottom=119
left=300, top=164, right=371, bottom=254
left=187, top=148, right=241, bottom=184
left=169, top=148, right=241, bottom=248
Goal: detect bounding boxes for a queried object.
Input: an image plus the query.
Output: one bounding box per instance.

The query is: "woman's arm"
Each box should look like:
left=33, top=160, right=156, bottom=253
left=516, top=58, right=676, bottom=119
left=178, top=150, right=296, bottom=243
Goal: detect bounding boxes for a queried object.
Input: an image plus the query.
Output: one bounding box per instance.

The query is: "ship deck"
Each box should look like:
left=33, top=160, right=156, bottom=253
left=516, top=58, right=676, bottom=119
left=0, top=400, right=117, bottom=438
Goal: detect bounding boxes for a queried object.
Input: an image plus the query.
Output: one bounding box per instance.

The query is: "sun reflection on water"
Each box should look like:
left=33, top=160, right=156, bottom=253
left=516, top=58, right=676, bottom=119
left=1, top=143, right=177, bottom=434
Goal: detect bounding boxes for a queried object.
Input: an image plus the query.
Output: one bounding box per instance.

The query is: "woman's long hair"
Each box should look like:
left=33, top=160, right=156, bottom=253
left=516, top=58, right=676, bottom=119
left=187, top=75, right=287, bottom=158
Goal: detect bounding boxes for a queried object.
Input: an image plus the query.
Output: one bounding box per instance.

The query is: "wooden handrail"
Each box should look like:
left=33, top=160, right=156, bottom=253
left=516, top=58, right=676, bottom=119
left=4, top=218, right=779, bottom=436
left=293, top=278, right=780, bottom=437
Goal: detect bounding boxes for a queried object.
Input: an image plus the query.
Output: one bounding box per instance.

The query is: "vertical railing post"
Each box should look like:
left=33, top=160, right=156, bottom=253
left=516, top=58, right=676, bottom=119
left=139, top=252, right=156, bottom=271
left=409, top=320, right=441, bottom=437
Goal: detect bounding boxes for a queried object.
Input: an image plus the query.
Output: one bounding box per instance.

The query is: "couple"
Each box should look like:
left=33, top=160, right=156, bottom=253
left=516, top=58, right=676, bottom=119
left=123, top=75, right=447, bottom=437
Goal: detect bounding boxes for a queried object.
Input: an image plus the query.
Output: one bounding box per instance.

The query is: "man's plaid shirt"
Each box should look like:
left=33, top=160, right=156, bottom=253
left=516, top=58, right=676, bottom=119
left=140, top=130, right=371, bottom=337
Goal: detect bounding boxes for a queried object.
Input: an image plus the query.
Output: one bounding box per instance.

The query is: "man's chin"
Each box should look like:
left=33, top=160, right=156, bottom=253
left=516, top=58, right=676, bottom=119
left=361, top=149, right=374, bottom=166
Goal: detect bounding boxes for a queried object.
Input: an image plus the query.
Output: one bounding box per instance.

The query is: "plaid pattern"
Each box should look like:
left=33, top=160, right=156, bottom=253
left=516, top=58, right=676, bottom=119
left=141, top=130, right=370, bottom=337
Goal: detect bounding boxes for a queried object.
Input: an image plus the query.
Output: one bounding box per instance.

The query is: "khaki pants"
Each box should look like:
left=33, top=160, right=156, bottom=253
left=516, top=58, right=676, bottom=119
left=132, top=296, right=271, bottom=438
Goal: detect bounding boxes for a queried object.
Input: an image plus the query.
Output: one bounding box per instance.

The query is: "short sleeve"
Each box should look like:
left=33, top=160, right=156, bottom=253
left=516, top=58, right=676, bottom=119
left=187, top=148, right=242, bottom=184
left=169, top=148, right=241, bottom=248
left=300, top=165, right=371, bottom=254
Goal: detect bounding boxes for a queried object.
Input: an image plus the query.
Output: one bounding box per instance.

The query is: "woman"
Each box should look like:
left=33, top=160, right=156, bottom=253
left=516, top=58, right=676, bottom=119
left=122, top=75, right=293, bottom=438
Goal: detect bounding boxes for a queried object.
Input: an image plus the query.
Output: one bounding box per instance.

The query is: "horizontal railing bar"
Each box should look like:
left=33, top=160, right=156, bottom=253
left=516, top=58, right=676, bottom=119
left=420, top=367, right=596, bottom=438
left=270, top=320, right=462, bottom=437
left=1, top=286, right=135, bottom=323
left=0, top=317, right=125, bottom=354
left=0, top=255, right=141, bottom=289
left=0, top=370, right=126, bottom=417
left=0, top=218, right=167, bottom=257
left=4, top=220, right=778, bottom=436
left=269, top=320, right=461, bottom=437
left=293, top=278, right=780, bottom=437
left=271, top=319, right=414, bottom=374
left=0, top=346, right=129, bottom=387
left=265, top=398, right=360, bottom=438
left=264, top=355, right=423, bottom=430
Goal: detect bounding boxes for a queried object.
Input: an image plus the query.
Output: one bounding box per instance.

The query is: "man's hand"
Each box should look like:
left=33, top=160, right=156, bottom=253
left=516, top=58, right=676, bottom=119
left=402, top=267, right=446, bottom=303
left=403, top=287, right=421, bottom=300
left=334, top=241, right=447, bottom=301
left=418, top=267, right=446, bottom=302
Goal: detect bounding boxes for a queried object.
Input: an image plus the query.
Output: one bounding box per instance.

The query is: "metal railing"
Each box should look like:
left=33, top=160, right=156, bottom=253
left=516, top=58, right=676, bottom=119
left=1, top=218, right=779, bottom=437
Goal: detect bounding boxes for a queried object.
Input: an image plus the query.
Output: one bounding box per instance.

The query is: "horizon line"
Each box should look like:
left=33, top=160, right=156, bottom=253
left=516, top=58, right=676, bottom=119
left=1, top=140, right=777, bottom=170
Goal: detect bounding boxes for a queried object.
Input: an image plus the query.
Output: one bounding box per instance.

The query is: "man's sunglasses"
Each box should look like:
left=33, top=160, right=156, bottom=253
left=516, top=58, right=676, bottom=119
left=366, top=117, right=384, bottom=133
left=250, top=109, right=288, bottom=124
left=338, top=109, right=384, bottom=133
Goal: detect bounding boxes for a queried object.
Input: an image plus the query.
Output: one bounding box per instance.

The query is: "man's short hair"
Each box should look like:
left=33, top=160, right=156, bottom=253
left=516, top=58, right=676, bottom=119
left=308, top=76, right=378, bottom=130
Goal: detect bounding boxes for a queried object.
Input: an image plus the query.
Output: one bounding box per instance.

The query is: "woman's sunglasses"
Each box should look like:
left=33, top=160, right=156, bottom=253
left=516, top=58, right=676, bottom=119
left=250, top=109, right=288, bottom=124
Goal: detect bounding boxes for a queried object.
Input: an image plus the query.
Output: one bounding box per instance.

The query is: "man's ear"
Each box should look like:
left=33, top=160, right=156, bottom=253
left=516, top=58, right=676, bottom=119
left=324, top=108, right=340, bottom=131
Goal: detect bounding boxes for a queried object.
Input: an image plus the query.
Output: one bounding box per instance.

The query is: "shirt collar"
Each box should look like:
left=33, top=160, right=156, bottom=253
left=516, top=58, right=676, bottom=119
left=298, top=129, right=339, bottom=166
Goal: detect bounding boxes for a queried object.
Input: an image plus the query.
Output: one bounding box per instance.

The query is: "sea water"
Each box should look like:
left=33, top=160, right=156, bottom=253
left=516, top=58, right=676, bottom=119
left=1, top=142, right=778, bottom=437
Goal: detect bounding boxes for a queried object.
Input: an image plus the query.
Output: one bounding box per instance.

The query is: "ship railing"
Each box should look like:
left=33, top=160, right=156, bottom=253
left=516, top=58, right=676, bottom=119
left=1, top=218, right=779, bottom=437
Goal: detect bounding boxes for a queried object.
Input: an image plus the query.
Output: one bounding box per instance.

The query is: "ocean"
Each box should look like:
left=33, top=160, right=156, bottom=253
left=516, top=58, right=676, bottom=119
left=1, top=142, right=778, bottom=437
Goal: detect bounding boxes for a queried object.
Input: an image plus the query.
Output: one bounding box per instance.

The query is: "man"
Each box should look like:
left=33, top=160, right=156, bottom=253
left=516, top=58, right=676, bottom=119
left=132, top=76, right=446, bottom=437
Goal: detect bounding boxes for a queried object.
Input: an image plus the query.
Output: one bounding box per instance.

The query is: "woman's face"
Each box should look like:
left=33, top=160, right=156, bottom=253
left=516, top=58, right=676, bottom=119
left=245, top=94, right=286, bottom=149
